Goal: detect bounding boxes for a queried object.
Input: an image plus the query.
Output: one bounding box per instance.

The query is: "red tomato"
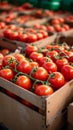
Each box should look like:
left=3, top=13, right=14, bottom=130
left=56, top=58, right=69, bottom=71
left=17, top=60, right=32, bottom=74
left=0, top=68, right=14, bottom=81
left=58, top=18, right=64, bottom=23
left=1, top=49, right=9, bottom=56
left=7, top=24, right=17, bottom=30
left=25, top=45, right=38, bottom=56
left=16, top=75, right=32, bottom=90
left=64, top=50, right=73, bottom=62
left=42, top=61, right=57, bottom=73
left=47, top=25, right=55, bottom=32
left=51, top=19, right=60, bottom=25
left=46, top=50, right=58, bottom=62
left=14, top=54, right=26, bottom=62
left=30, top=52, right=44, bottom=63
left=8, top=31, right=18, bottom=40
left=40, top=25, right=47, bottom=30
left=18, top=33, right=28, bottom=42
left=0, top=63, right=2, bottom=70
left=30, top=61, right=39, bottom=69
left=32, top=67, right=48, bottom=81
left=36, top=32, right=44, bottom=40
left=2, top=55, right=16, bottom=68
left=3, top=29, right=12, bottom=39
left=35, top=85, right=54, bottom=96
left=39, top=30, right=48, bottom=38
left=63, top=24, right=70, bottom=31
left=39, top=56, right=53, bottom=66
left=49, top=72, right=65, bottom=90
left=0, top=22, right=6, bottom=29
left=61, top=65, right=73, bottom=81
left=27, top=34, right=37, bottom=43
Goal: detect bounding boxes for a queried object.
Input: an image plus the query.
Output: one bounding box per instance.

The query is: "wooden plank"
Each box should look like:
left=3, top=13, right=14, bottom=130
left=0, top=92, right=46, bottom=130
left=46, top=80, right=73, bottom=126
left=0, top=77, right=45, bottom=110
left=0, top=39, right=17, bottom=51
left=68, top=103, right=73, bottom=125
left=47, top=111, right=66, bottom=130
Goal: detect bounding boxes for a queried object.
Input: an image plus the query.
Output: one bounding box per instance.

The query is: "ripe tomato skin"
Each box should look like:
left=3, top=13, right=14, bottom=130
left=2, top=55, right=16, bottom=68
left=17, top=60, right=32, bottom=74
left=0, top=68, right=14, bottom=81
left=18, top=33, right=28, bottom=42
left=25, top=45, right=38, bottom=56
left=56, top=58, right=69, bottom=71
left=32, top=67, right=48, bottom=81
left=14, top=54, right=26, bottom=62
left=49, top=72, right=65, bottom=90
left=42, top=61, right=57, bottom=73
left=30, top=52, right=44, bottom=63
left=39, top=56, right=53, bottom=66
left=1, top=49, right=9, bottom=56
left=30, top=61, right=39, bottom=69
left=61, top=65, right=73, bottom=81
left=26, top=34, right=37, bottom=43
left=3, top=29, right=12, bottom=39
left=16, top=75, right=32, bottom=90
left=35, top=85, right=54, bottom=96
left=46, top=50, right=58, bottom=62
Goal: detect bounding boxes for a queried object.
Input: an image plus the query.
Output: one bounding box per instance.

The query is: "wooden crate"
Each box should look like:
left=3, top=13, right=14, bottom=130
left=0, top=77, right=73, bottom=130
left=0, top=33, right=57, bottom=50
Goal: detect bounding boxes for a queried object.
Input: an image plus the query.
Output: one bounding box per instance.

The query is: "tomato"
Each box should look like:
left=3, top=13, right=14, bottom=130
left=49, top=72, right=65, bottom=90
left=18, top=33, right=28, bottom=42
left=46, top=50, right=58, bottom=62
left=30, top=61, right=39, bottom=69
left=64, top=50, right=73, bottom=62
left=39, top=56, right=53, bottom=66
left=0, top=68, right=14, bottom=81
left=7, top=24, right=17, bottom=30
left=51, top=19, right=60, bottom=25
left=0, top=22, right=6, bottom=29
left=16, top=75, right=32, bottom=90
left=2, top=55, right=16, bottom=68
left=58, top=18, right=64, bottom=23
left=34, top=24, right=40, bottom=29
left=30, top=52, right=44, bottom=63
left=54, top=24, right=61, bottom=32
left=25, top=45, right=38, bottom=56
left=61, top=65, right=73, bottom=81
left=27, top=34, right=37, bottom=43
left=39, top=30, right=48, bottom=38
left=32, top=67, right=48, bottom=81
left=22, top=3, right=32, bottom=9
left=40, top=25, right=47, bottom=30
left=35, top=85, right=54, bottom=96
left=56, top=58, right=69, bottom=71
left=0, top=53, right=4, bottom=63
left=17, top=59, right=32, bottom=74
left=42, top=61, right=57, bottom=73
left=47, top=25, right=55, bottom=32
left=36, top=32, right=44, bottom=40
left=63, top=24, right=70, bottom=31
left=14, top=54, right=26, bottom=62
left=8, top=31, right=18, bottom=40
left=3, top=29, right=12, bottom=39
left=1, top=49, right=10, bottom=56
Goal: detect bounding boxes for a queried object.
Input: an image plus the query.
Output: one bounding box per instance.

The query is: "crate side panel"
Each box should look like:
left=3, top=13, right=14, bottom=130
left=0, top=92, right=46, bottom=130
left=46, top=80, right=73, bottom=125
left=0, top=78, right=44, bottom=110
left=68, top=103, right=73, bottom=125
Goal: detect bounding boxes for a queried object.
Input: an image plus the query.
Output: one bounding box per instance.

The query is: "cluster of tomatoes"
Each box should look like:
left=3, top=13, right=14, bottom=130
left=3, top=24, right=49, bottom=42
left=0, top=43, right=73, bottom=97
left=33, top=17, right=71, bottom=33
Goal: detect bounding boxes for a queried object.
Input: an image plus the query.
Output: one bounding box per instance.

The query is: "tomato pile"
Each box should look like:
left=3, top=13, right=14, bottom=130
left=0, top=43, right=73, bottom=97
